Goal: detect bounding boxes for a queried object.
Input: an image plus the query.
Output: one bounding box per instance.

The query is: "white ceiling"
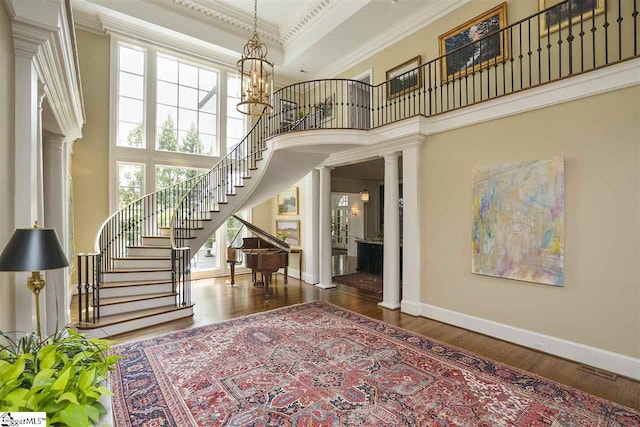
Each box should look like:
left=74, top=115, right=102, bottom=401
left=72, top=0, right=468, bottom=80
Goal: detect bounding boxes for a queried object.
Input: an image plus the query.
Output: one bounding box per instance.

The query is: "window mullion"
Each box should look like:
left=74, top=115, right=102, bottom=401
left=146, top=47, right=157, bottom=193
left=219, top=70, right=228, bottom=158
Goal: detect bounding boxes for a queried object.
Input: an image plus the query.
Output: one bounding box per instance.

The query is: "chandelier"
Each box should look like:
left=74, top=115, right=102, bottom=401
left=236, top=0, right=273, bottom=116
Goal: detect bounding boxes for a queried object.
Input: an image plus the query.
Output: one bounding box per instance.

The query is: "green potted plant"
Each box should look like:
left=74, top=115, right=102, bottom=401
left=0, top=328, right=120, bottom=426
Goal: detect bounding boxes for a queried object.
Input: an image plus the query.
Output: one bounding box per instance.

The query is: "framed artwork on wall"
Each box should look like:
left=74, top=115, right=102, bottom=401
left=438, top=2, right=508, bottom=81
left=539, top=0, right=605, bottom=37
left=277, top=187, right=299, bottom=215
left=471, top=158, right=565, bottom=286
left=385, top=56, right=422, bottom=99
left=276, top=220, right=300, bottom=246
left=320, top=94, right=334, bottom=123
left=280, top=99, right=297, bottom=123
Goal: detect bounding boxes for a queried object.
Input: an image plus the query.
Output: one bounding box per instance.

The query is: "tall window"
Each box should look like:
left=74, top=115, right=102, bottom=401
left=117, top=162, right=145, bottom=208
left=226, top=75, right=244, bottom=151
left=155, top=165, right=207, bottom=190
left=156, top=54, right=218, bottom=156
left=117, top=45, right=145, bottom=148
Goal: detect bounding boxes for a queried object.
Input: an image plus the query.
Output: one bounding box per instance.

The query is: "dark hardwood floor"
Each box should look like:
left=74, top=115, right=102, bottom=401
left=89, top=274, right=640, bottom=411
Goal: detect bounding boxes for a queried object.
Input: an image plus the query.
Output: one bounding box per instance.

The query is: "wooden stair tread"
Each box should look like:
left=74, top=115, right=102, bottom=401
left=75, top=304, right=194, bottom=329
left=96, top=292, right=177, bottom=306
left=113, top=256, right=171, bottom=260
left=127, top=245, right=172, bottom=249
left=158, top=226, right=205, bottom=230
left=101, top=279, right=173, bottom=288
left=142, top=235, right=170, bottom=239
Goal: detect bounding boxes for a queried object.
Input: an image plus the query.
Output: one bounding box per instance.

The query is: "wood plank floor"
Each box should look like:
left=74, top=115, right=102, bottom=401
left=85, top=274, right=640, bottom=411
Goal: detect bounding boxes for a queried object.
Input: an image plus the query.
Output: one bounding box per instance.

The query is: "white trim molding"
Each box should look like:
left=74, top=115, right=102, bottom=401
left=5, top=0, right=85, bottom=141
left=406, top=300, right=640, bottom=381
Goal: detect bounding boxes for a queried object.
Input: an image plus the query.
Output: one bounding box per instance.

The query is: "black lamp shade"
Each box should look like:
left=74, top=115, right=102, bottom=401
left=0, top=228, right=69, bottom=271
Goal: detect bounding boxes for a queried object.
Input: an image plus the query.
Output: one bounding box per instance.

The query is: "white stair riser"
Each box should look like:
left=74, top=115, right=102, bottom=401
left=159, top=228, right=170, bottom=237
left=113, top=258, right=172, bottom=269
left=143, top=237, right=171, bottom=246
left=77, top=306, right=194, bottom=338
left=102, top=270, right=172, bottom=282
left=100, top=282, right=174, bottom=298
left=127, top=247, right=172, bottom=257
left=99, top=295, right=177, bottom=316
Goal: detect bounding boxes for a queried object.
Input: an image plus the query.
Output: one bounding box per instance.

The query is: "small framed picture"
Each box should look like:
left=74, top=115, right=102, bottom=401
left=438, top=3, right=508, bottom=81
left=320, top=94, right=334, bottom=122
left=280, top=99, right=297, bottom=123
left=277, top=187, right=299, bottom=215
left=539, top=0, right=605, bottom=37
left=386, top=56, right=422, bottom=99
left=276, top=220, right=300, bottom=246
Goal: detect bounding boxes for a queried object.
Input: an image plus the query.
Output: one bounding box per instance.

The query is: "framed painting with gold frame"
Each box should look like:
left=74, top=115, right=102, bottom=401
left=386, top=56, right=422, bottom=99
left=276, top=220, right=300, bottom=246
left=277, top=187, right=299, bottom=216
left=438, top=3, right=508, bottom=81
left=539, top=0, right=605, bottom=37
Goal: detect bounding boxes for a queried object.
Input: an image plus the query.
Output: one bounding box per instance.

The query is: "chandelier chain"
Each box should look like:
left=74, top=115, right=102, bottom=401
left=253, top=0, right=258, bottom=35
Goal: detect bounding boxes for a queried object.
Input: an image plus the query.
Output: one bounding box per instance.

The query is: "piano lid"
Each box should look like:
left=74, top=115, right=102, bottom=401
left=232, top=215, right=291, bottom=253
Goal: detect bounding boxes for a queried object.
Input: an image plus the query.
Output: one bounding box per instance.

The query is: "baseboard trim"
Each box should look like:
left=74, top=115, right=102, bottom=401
left=316, top=283, right=337, bottom=289
left=378, top=301, right=401, bottom=310
left=404, top=300, right=640, bottom=381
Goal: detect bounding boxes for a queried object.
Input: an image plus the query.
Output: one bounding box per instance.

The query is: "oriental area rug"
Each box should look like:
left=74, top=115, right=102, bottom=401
left=109, top=302, right=639, bottom=426
left=333, top=273, right=383, bottom=293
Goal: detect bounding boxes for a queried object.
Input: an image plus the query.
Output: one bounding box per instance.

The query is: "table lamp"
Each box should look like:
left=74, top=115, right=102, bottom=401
left=0, top=222, right=69, bottom=339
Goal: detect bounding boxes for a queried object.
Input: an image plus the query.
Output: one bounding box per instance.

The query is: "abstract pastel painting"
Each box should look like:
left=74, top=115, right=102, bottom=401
left=472, top=158, right=564, bottom=286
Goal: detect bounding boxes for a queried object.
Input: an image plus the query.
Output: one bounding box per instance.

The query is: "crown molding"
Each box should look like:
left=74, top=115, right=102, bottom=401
left=280, top=0, right=337, bottom=46
left=317, top=0, right=470, bottom=78
left=144, top=0, right=282, bottom=45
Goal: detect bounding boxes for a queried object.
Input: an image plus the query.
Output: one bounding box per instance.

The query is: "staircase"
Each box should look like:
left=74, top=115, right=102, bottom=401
left=73, top=0, right=638, bottom=338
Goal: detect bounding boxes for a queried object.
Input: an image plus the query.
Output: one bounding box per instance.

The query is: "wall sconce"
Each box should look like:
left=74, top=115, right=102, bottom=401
left=360, top=190, right=370, bottom=202
left=351, top=206, right=360, bottom=216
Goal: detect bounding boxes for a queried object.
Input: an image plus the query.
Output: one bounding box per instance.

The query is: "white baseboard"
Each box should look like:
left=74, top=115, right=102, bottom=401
left=403, top=300, right=640, bottom=381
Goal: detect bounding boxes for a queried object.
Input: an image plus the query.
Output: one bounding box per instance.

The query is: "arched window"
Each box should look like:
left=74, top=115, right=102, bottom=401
left=337, top=194, right=348, bottom=207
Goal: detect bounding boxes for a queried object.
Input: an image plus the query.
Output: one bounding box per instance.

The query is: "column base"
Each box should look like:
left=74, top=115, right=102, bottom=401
left=378, top=301, right=401, bottom=310
left=401, top=300, right=421, bottom=316
left=315, top=283, right=337, bottom=289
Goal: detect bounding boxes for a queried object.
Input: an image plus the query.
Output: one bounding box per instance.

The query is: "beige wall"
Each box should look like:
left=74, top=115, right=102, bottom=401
left=72, top=30, right=110, bottom=254
left=0, top=4, right=15, bottom=332
left=421, top=86, right=640, bottom=358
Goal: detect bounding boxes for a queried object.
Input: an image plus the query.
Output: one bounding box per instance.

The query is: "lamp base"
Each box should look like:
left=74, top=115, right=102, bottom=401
left=27, top=271, right=45, bottom=340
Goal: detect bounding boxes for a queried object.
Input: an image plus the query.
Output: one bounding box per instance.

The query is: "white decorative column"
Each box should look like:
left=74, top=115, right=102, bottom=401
left=13, top=40, right=44, bottom=335
left=379, top=152, right=401, bottom=310
left=43, top=132, right=70, bottom=333
left=317, top=166, right=335, bottom=289
left=400, top=141, right=424, bottom=315
left=304, top=169, right=320, bottom=284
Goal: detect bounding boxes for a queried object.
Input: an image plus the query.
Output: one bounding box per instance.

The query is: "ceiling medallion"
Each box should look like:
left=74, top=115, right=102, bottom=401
left=236, top=0, right=273, bottom=116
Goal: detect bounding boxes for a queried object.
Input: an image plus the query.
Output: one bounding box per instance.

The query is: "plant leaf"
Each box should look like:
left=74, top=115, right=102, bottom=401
left=78, top=368, right=95, bottom=391
left=59, top=403, right=88, bottom=427
left=56, top=391, right=80, bottom=405
left=5, top=387, right=29, bottom=406
left=51, top=366, right=71, bottom=391
left=33, top=368, right=55, bottom=386
left=85, top=403, right=100, bottom=423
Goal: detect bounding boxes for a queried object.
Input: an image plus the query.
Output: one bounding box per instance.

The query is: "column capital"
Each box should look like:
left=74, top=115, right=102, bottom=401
left=43, top=131, right=66, bottom=151
left=316, top=165, right=335, bottom=172
left=382, top=152, right=401, bottom=163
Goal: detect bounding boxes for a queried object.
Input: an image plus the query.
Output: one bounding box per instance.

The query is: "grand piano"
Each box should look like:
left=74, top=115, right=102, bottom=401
left=227, top=215, right=290, bottom=296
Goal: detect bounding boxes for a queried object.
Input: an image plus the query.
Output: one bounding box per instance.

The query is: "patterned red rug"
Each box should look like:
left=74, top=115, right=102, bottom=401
left=110, top=302, right=639, bottom=426
left=333, top=273, right=383, bottom=293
